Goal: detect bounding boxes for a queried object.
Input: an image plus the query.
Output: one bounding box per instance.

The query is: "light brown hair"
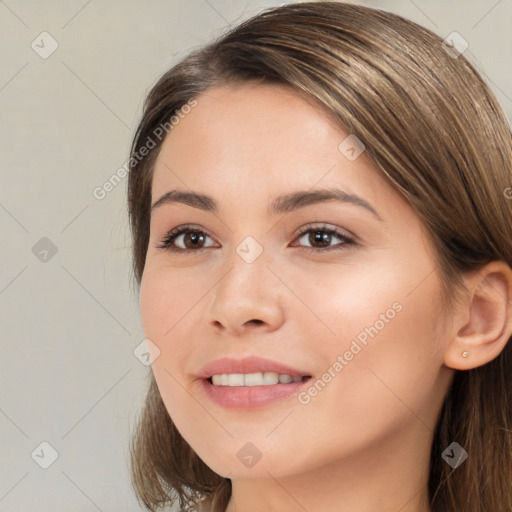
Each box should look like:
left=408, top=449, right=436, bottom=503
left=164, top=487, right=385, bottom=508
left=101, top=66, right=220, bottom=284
left=127, top=2, right=512, bottom=511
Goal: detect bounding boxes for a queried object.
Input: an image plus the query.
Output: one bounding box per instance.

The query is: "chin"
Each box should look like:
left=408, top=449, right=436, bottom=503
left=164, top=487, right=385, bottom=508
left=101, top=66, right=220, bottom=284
left=196, top=443, right=309, bottom=480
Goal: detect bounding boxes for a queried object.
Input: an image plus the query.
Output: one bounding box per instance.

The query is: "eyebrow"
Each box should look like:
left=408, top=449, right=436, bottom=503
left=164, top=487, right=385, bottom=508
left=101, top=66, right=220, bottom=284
left=151, top=187, right=383, bottom=221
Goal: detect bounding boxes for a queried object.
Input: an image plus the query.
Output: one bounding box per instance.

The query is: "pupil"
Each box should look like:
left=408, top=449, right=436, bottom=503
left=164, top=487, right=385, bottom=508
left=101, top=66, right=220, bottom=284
left=187, top=232, right=203, bottom=247
left=312, top=231, right=329, bottom=247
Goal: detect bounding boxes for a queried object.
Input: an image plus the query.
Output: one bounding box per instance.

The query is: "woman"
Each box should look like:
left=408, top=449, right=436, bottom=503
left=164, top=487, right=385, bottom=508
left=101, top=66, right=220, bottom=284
left=127, top=2, right=512, bottom=511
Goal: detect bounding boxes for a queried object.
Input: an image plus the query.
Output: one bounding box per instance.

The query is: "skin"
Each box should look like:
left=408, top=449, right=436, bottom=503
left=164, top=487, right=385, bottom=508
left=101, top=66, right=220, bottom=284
left=138, top=82, right=512, bottom=512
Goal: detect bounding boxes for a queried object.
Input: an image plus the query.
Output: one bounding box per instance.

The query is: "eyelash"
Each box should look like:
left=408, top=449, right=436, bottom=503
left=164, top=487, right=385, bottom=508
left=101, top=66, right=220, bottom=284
left=155, top=223, right=357, bottom=254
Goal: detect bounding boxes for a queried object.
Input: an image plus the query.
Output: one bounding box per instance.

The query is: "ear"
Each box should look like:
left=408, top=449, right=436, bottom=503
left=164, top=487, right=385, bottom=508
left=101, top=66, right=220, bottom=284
left=444, top=261, right=512, bottom=371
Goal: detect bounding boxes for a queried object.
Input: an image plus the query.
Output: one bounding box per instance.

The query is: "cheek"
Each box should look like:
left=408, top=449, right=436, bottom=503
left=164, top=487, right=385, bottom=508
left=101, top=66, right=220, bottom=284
left=302, top=259, right=446, bottom=433
left=139, top=265, right=207, bottom=437
left=289, top=251, right=443, bottom=387
left=138, top=260, right=224, bottom=359
left=138, top=265, right=203, bottom=401
left=139, top=264, right=204, bottom=347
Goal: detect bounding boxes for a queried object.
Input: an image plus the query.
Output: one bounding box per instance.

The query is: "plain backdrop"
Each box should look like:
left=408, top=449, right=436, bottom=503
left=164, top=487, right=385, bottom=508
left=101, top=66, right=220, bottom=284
left=1, top=1, right=510, bottom=511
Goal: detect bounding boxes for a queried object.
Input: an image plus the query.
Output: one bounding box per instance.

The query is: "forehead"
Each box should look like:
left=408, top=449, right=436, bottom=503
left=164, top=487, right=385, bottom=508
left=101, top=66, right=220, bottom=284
left=150, top=82, right=413, bottom=226
left=160, top=83, right=340, bottom=162
left=154, top=84, right=367, bottom=185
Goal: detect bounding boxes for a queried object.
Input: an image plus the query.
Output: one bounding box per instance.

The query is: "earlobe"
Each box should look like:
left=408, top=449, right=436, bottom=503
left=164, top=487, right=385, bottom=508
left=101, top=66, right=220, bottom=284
left=443, top=261, right=512, bottom=371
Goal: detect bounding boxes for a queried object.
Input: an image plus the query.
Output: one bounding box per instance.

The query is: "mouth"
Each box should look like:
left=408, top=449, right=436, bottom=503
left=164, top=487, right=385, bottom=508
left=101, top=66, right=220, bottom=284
left=196, top=355, right=313, bottom=409
left=200, top=372, right=313, bottom=410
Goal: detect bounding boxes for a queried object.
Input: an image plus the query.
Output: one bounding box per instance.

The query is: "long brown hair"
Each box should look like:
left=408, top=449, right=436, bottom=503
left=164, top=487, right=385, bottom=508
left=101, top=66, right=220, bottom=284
left=127, top=2, right=512, bottom=511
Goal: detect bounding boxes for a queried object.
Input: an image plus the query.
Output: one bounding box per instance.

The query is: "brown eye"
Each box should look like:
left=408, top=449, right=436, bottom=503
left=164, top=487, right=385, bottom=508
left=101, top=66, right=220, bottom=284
left=155, top=225, right=216, bottom=252
left=293, top=224, right=356, bottom=252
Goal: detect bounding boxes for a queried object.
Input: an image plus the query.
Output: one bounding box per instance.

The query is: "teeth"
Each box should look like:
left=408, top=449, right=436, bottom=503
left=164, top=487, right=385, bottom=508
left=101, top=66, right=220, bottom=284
left=211, top=372, right=304, bottom=386
left=228, top=374, right=244, bottom=386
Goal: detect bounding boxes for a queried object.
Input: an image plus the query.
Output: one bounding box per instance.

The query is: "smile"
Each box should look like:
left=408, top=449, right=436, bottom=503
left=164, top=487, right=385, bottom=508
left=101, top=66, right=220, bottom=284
left=210, top=372, right=306, bottom=386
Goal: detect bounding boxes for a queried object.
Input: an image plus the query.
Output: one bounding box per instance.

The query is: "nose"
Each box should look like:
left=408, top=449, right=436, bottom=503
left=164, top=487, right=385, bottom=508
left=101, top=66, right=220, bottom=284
left=205, top=247, right=285, bottom=336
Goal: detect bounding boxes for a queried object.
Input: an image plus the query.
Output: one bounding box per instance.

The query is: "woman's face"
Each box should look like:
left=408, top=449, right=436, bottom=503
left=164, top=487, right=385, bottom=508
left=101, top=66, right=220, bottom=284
left=139, top=82, right=454, bottom=479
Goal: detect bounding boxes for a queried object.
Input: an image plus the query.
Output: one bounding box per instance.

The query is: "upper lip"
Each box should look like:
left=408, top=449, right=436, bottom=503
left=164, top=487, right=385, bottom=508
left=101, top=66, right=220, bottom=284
left=197, top=355, right=311, bottom=379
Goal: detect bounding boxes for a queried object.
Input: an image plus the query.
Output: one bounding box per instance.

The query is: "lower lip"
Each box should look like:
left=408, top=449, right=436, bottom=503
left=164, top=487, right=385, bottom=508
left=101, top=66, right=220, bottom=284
left=200, top=377, right=312, bottom=410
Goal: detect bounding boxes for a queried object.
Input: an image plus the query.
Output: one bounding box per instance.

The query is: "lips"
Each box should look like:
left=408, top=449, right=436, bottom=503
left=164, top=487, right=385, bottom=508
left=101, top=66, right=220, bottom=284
left=197, top=355, right=312, bottom=380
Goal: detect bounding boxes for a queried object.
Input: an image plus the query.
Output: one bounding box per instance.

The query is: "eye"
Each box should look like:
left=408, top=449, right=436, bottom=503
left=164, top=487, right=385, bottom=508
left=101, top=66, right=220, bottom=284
left=292, top=223, right=356, bottom=252
left=155, top=224, right=217, bottom=252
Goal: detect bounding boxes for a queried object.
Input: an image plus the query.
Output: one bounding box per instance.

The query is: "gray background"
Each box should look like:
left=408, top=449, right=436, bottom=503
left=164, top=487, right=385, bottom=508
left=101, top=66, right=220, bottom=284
left=1, top=1, right=510, bottom=511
